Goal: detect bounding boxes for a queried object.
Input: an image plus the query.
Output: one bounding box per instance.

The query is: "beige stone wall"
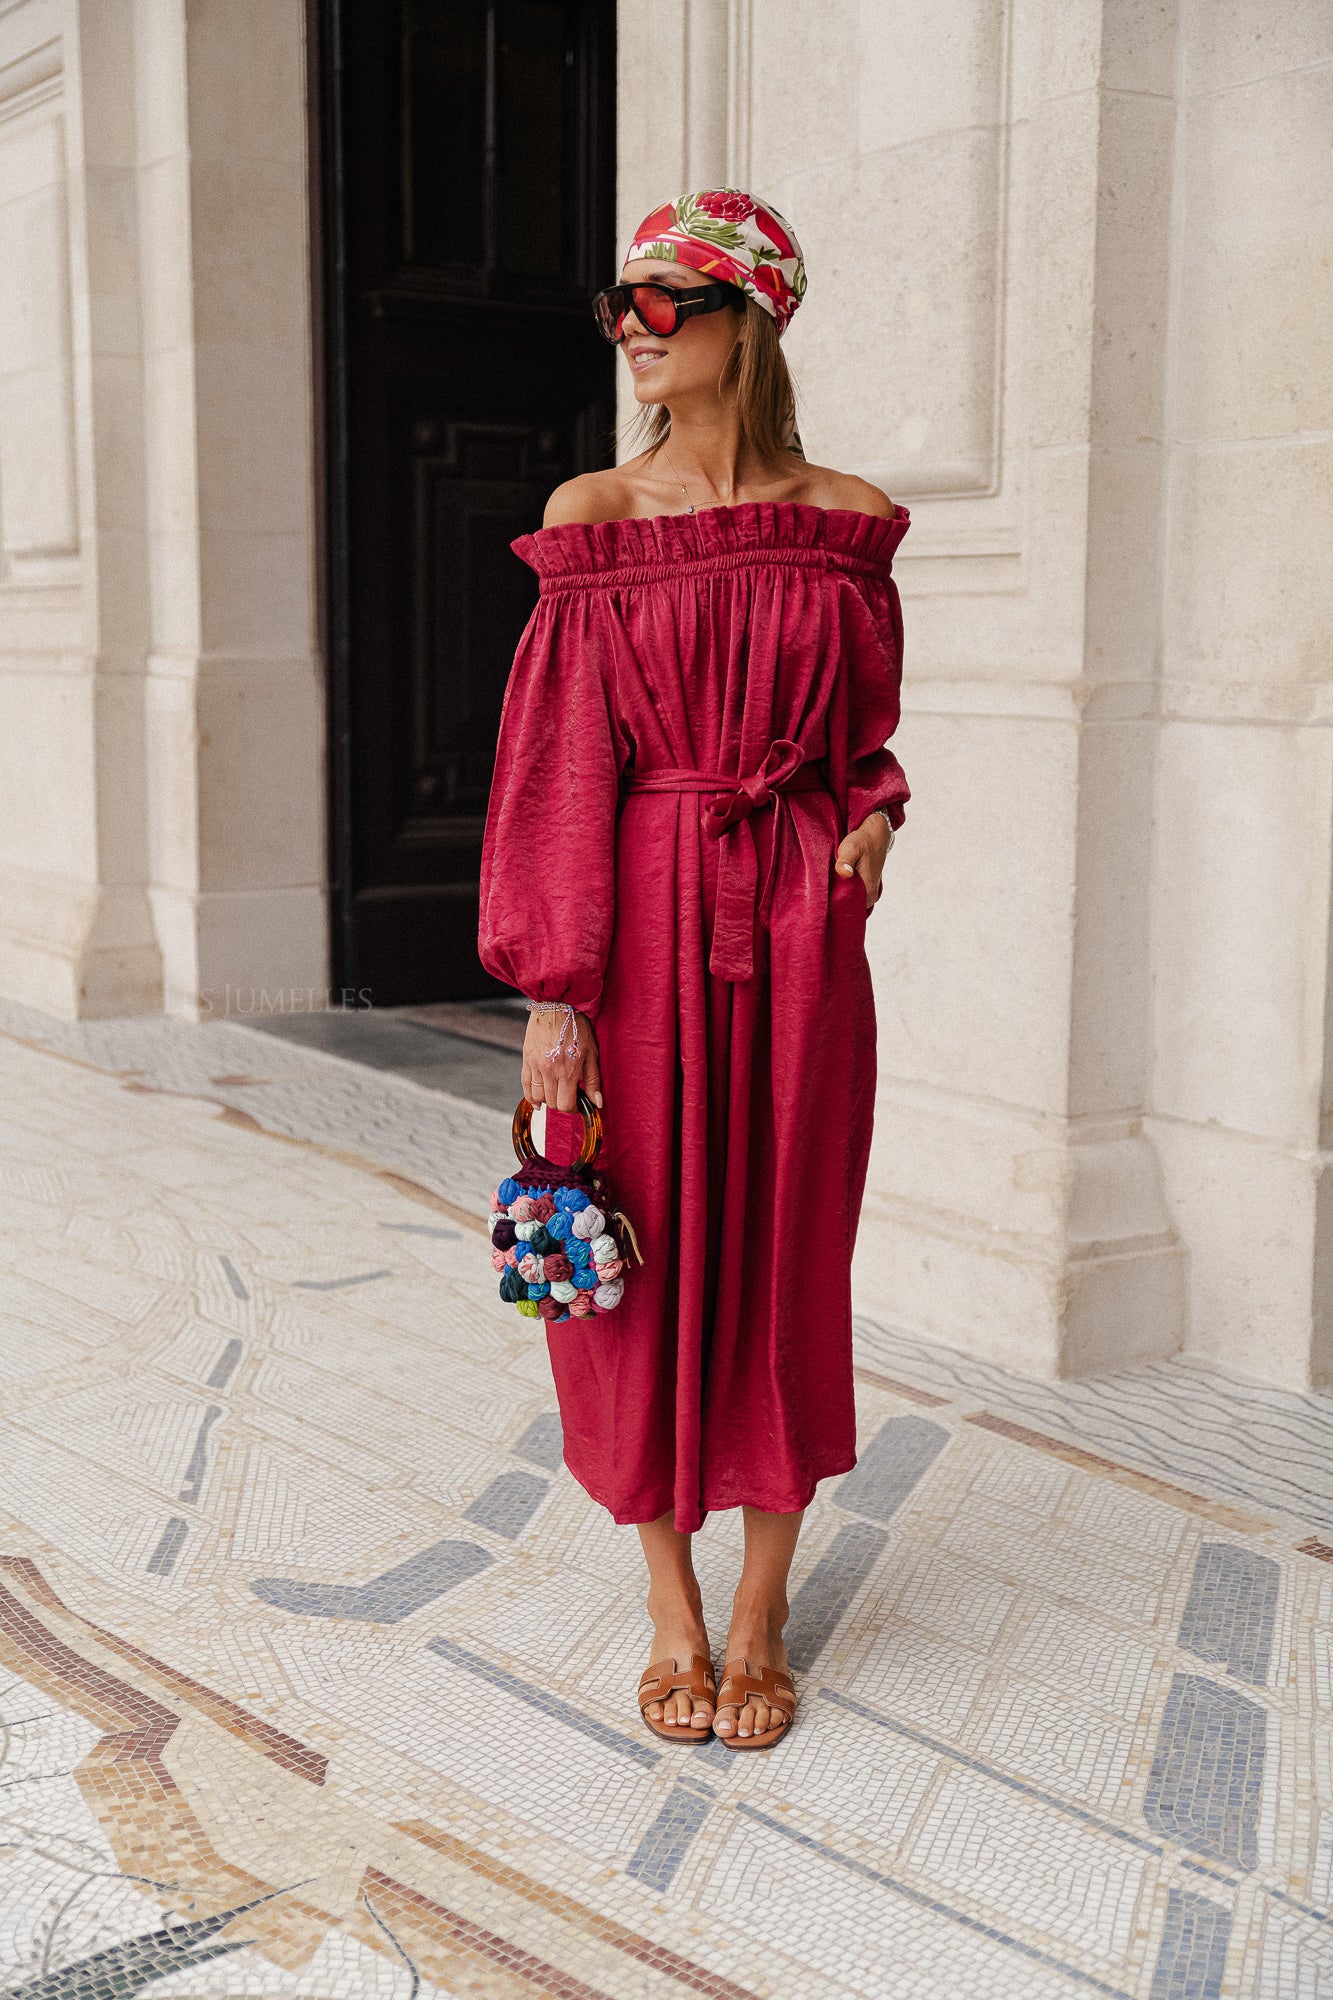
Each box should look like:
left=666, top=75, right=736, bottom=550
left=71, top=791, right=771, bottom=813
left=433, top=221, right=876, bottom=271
left=0, top=0, right=325, bottom=1019
left=618, top=0, right=1332, bottom=1385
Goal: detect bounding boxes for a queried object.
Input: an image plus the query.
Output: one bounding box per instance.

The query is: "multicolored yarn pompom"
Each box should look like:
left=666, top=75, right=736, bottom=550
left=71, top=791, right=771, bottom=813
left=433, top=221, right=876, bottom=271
left=488, top=1180, right=628, bottom=1323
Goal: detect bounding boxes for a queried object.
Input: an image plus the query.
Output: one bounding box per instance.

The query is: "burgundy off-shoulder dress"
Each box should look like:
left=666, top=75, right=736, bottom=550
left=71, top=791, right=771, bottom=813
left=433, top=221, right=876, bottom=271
left=478, top=500, right=910, bottom=1533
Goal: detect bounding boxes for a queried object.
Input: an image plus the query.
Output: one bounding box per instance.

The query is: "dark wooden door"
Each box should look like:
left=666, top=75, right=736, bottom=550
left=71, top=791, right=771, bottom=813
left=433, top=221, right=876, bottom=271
left=314, top=0, right=616, bottom=1004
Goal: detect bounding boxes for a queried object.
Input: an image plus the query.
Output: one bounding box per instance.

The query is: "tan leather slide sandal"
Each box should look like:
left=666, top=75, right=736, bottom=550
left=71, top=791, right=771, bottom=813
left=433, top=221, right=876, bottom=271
left=714, top=1657, right=797, bottom=1751
left=637, top=1653, right=717, bottom=1744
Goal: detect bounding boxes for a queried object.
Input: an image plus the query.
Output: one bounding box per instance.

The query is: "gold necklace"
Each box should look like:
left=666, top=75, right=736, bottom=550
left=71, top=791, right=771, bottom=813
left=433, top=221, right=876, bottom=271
left=664, top=441, right=697, bottom=515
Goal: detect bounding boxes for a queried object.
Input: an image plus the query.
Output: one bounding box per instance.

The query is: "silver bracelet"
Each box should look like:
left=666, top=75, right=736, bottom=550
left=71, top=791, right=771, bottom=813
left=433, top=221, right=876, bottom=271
left=872, top=807, right=896, bottom=851
left=525, top=998, right=580, bottom=1061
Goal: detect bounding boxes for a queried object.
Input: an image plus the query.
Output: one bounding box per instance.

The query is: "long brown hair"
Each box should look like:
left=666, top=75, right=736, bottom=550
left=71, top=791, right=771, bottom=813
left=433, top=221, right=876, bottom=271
left=619, top=298, right=805, bottom=465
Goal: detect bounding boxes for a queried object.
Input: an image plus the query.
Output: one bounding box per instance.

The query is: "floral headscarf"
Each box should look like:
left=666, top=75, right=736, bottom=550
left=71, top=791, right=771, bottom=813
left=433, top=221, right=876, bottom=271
left=622, top=189, right=807, bottom=336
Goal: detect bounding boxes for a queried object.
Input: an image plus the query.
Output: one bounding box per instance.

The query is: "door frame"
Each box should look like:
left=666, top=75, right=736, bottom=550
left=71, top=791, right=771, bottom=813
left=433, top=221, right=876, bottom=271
left=307, top=0, right=359, bottom=997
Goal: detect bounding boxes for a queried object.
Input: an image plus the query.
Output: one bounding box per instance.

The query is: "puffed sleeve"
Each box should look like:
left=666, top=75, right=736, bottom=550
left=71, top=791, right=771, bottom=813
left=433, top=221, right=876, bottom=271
left=478, top=587, right=626, bottom=1023
left=829, top=526, right=912, bottom=835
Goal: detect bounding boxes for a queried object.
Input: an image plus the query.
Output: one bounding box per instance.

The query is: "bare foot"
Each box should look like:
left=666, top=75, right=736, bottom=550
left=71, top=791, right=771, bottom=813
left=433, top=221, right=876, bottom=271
left=714, top=1594, right=789, bottom=1740
left=641, top=1584, right=714, bottom=1731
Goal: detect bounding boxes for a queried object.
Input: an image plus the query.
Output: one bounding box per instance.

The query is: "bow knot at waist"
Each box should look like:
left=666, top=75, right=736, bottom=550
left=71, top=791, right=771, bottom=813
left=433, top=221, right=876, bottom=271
left=623, top=741, right=829, bottom=982
left=624, top=740, right=824, bottom=837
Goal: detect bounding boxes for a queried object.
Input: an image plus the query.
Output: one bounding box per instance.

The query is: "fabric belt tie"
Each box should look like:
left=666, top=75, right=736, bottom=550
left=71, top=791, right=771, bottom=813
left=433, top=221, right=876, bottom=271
left=624, top=739, right=826, bottom=982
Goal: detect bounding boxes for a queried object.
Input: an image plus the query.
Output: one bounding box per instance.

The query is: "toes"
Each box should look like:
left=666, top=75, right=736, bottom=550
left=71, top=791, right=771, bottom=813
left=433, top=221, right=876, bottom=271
left=715, top=1699, right=781, bottom=1739
left=648, top=1687, right=716, bottom=1730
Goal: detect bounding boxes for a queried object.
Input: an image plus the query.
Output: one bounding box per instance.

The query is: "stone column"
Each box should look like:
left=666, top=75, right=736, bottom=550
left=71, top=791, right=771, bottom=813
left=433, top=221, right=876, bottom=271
left=0, top=0, right=325, bottom=1021
left=135, top=0, right=326, bottom=1020
left=1144, top=6, right=1333, bottom=1390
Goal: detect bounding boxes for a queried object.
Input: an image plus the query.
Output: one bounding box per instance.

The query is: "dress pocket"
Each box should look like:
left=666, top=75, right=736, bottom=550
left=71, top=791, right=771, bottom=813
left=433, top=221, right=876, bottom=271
left=833, top=863, right=871, bottom=929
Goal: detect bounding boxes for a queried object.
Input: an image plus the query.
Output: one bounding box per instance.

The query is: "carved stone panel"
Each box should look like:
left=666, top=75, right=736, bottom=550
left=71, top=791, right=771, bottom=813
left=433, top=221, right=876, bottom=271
left=749, top=0, right=1011, bottom=501
left=406, top=418, right=560, bottom=829
left=0, top=42, right=77, bottom=580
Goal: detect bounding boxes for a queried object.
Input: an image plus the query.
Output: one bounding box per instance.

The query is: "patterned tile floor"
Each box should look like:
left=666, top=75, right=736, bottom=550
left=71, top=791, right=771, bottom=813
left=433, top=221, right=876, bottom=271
left=0, top=998, right=1331, bottom=1998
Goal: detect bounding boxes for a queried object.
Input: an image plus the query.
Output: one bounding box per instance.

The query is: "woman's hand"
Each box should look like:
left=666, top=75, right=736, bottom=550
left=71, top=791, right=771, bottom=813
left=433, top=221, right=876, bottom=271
left=835, top=813, right=893, bottom=912
left=522, top=1006, right=603, bottom=1112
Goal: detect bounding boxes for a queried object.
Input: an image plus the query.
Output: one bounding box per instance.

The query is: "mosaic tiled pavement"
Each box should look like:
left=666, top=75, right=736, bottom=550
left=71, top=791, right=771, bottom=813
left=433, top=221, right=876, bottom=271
left=2, top=1005, right=1333, bottom=1996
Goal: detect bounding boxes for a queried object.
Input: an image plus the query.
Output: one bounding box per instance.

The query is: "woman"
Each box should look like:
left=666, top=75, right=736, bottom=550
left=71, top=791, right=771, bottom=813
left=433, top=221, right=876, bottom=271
left=478, top=189, right=909, bottom=1751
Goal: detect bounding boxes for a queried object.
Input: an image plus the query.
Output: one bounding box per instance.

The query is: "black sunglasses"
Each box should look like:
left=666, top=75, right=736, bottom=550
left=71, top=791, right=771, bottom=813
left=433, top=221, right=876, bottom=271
left=591, top=279, right=748, bottom=344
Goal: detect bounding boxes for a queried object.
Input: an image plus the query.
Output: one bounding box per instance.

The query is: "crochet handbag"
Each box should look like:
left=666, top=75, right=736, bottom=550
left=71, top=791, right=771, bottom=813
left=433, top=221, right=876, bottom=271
left=488, top=1089, right=643, bottom=1325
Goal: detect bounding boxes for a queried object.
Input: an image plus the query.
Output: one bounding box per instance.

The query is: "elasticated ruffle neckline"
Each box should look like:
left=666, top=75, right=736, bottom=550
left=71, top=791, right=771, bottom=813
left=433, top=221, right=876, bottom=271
left=511, top=499, right=910, bottom=587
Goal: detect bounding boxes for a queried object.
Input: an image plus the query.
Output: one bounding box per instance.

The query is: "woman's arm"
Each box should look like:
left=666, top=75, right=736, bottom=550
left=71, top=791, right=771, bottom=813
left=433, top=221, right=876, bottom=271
left=829, top=473, right=905, bottom=906
left=479, top=537, right=624, bottom=1109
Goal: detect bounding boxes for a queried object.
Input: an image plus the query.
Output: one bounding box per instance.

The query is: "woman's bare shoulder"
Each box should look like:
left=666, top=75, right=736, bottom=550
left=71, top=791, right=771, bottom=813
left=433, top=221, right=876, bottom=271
left=790, top=461, right=896, bottom=517
left=542, top=468, right=636, bottom=528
